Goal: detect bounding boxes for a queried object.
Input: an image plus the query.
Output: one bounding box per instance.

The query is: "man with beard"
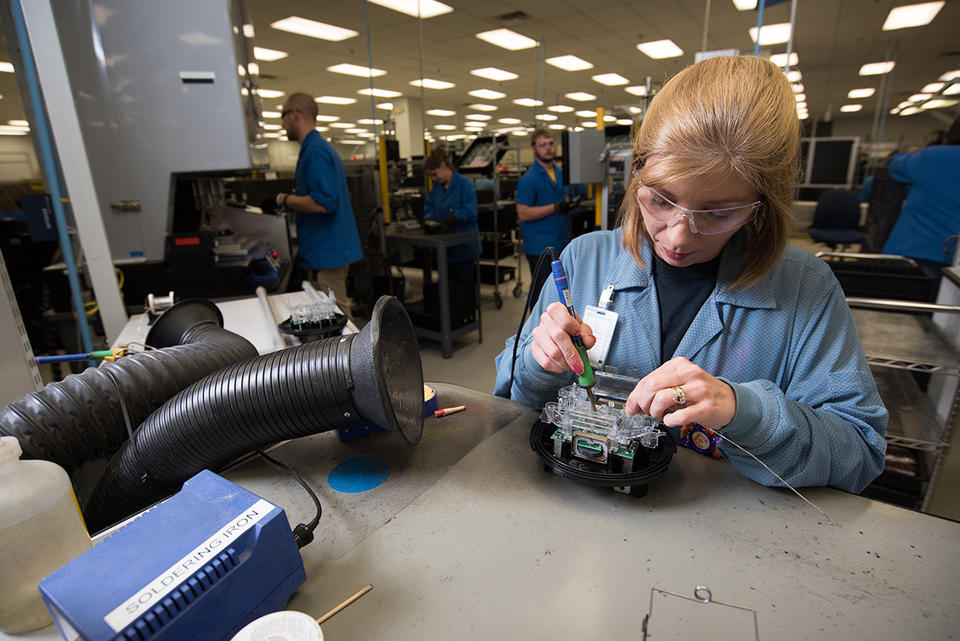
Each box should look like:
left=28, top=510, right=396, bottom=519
left=516, top=128, right=586, bottom=307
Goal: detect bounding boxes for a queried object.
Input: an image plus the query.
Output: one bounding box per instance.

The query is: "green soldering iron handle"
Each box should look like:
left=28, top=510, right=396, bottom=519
left=574, top=341, right=595, bottom=387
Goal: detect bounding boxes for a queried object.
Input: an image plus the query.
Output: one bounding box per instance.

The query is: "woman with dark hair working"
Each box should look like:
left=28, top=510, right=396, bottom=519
left=494, top=55, right=887, bottom=494
left=423, top=149, right=481, bottom=284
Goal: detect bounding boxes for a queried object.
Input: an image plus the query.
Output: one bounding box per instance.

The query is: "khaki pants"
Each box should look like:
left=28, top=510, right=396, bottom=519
left=310, top=265, right=352, bottom=319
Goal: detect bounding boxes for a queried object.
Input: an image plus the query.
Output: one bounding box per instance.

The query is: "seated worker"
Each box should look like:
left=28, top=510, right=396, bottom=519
left=423, top=149, right=481, bottom=284
left=494, top=55, right=887, bottom=494
left=882, top=114, right=960, bottom=273
left=516, top=129, right=587, bottom=308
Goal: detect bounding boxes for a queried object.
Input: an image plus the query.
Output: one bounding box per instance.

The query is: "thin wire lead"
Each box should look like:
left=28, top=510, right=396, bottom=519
left=714, top=430, right=833, bottom=525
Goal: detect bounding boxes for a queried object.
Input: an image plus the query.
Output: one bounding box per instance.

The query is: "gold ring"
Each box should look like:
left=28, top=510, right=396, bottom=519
left=672, top=385, right=686, bottom=405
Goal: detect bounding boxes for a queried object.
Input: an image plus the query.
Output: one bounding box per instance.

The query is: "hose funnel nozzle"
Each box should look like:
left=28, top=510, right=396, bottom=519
left=145, top=298, right=224, bottom=347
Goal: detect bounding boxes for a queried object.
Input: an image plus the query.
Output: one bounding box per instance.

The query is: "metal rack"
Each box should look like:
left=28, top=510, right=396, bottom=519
left=475, top=136, right=524, bottom=309
left=851, top=303, right=960, bottom=510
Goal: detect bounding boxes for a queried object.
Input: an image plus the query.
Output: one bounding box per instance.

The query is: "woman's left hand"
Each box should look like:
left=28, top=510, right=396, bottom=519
left=624, top=357, right=736, bottom=429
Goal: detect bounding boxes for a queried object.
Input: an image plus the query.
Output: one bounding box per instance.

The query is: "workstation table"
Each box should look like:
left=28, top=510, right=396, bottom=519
left=6, top=384, right=958, bottom=641
left=385, top=229, right=482, bottom=358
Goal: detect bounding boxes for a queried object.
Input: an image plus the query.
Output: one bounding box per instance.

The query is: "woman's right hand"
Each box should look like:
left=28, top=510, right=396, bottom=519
left=530, top=302, right=596, bottom=376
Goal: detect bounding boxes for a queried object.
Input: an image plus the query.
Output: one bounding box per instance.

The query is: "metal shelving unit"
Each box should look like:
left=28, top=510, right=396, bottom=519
left=851, top=305, right=960, bottom=510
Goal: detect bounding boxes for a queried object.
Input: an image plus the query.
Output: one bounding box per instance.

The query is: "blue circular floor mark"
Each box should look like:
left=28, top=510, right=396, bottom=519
left=327, top=456, right=391, bottom=493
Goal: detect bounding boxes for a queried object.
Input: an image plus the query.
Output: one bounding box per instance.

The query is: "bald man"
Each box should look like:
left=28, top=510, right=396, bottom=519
left=275, top=92, right=362, bottom=316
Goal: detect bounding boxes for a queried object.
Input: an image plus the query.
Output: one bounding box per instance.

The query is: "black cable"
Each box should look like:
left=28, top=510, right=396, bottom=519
left=257, top=448, right=322, bottom=549
left=507, top=246, right=558, bottom=399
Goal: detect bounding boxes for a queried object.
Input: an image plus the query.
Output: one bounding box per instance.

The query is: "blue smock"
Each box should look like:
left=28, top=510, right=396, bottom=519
left=423, top=172, right=480, bottom=262
left=515, top=162, right=585, bottom=257
left=294, top=130, right=363, bottom=270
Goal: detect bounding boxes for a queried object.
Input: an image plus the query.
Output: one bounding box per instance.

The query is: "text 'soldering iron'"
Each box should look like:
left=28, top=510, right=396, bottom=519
left=551, top=258, right=597, bottom=410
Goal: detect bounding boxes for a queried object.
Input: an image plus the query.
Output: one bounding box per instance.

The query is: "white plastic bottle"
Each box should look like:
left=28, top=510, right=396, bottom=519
left=0, top=436, right=93, bottom=633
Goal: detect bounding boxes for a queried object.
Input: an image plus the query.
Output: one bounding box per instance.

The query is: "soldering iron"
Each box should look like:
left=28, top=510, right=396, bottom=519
left=550, top=255, right=597, bottom=410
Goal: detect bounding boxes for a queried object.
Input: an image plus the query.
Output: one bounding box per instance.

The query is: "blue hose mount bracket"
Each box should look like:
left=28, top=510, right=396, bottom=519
left=39, top=471, right=305, bottom=641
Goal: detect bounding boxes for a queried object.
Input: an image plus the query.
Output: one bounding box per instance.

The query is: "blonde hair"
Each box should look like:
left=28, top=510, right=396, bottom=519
left=621, top=55, right=801, bottom=289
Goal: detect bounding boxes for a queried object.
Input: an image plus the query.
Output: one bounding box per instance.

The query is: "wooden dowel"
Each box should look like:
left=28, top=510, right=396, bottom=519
left=316, top=584, right=373, bottom=625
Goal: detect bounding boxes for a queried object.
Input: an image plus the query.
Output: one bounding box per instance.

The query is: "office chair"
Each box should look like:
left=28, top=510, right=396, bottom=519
left=808, top=189, right=864, bottom=252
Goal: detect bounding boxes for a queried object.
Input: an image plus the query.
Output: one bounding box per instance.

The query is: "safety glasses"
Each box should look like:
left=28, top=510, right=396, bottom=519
left=636, top=186, right=762, bottom=235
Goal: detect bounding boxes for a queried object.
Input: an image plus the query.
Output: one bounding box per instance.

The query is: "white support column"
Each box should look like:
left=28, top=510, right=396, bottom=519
left=393, top=96, right=424, bottom=160
left=21, top=0, right=128, bottom=342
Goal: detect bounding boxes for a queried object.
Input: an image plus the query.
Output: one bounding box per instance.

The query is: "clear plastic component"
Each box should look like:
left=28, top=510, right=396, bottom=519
left=541, top=384, right=664, bottom=449
left=289, top=300, right=338, bottom=327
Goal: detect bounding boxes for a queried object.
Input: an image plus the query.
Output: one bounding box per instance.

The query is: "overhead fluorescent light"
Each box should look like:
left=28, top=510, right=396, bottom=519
left=546, top=55, right=594, bottom=71
left=732, top=0, right=757, bottom=10
left=0, top=62, right=15, bottom=73
left=548, top=104, right=574, bottom=112
left=468, top=89, right=506, bottom=100
left=470, top=67, right=519, bottom=82
left=498, top=117, right=521, bottom=124
left=922, top=98, right=959, bottom=109
left=897, top=100, right=914, bottom=108
left=330, top=122, right=356, bottom=128
left=575, top=110, right=597, bottom=118
left=792, top=83, right=805, bottom=93
left=328, top=63, right=386, bottom=77
left=566, top=92, right=597, bottom=102
left=548, top=124, right=566, bottom=130
left=468, top=103, right=497, bottom=111
left=242, top=24, right=255, bottom=38
left=628, top=106, right=642, bottom=114
left=264, top=123, right=284, bottom=131
left=749, top=23, right=792, bottom=46
left=337, top=139, right=367, bottom=144
left=944, top=84, right=960, bottom=95
left=315, top=115, right=340, bottom=122
left=315, top=126, right=329, bottom=132
left=921, top=82, right=945, bottom=93
left=410, top=78, right=455, bottom=89
left=465, top=126, right=485, bottom=131
left=6, top=120, right=28, bottom=128
left=315, top=95, right=357, bottom=104
left=357, top=88, right=402, bottom=97
left=604, top=115, right=616, bottom=122
left=581, top=121, right=597, bottom=128
left=262, top=132, right=280, bottom=139
left=795, top=93, right=806, bottom=102
left=900, top=106, right=922, bottom=116
left=882, top=1, right=944, bottom=30
left=624, top=86, right=647, bottom=96
left=770, top=52, right=799, bottom=67
left=909, top=93, right=933, bottom=101
left=358, top=118, right=384, bottom=125
left=253, top=47, right=288, bottom=61
left=847, top=88, right=875, bottom=99
left=368, top=0, right=452, bottom=18
left=270, top=16, right=358, bottom=41
left=616, top=119, right=633, bottom=125
left=257, top=88, right=284, bottom=98
left=262, top=111, right=281, bottom=118
left=890, top=107, right=901, bottom=115
left=426, top=109, right=456, bottom=116
left=434, top=124, right=456, bottom=130
left=466, top=113, right=492, bottom=120
left=377, top=102, right=394, bottom=110
left=859, top=61, right=895, bottom=75
left=592, top=73, right=629, bottom=86
left=785, top=70, right=802, bottom=83
left=840, top=104, right=862, bottom=113
left=796, top=101, right=807, bottom=109
left=636, top=39, right=684, bottom=59
left=939, top=70, right=960, bottom=81
left=513, top=98, right=543, bottom=107
left=475, top=28, right=538, bottom=50
left=346, top=128, right=368, bottom=134
left=535, top=113, right=558, bottom=121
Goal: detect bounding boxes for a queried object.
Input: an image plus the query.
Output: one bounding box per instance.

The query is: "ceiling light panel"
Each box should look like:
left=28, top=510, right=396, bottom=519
left=434, top=124, right=456, bottom=130
left=253, top=47, right=287, bottom=62
left=921, top=82, right=945, bottom=93
left=257, top=89, right=284, bottom=98
left=548, top=124, right=566, bottom=130
left=262, top=111, right=281, bottom=118
left=592, top=73, right=629, bottom=86
left=377, top=102, right=394, bottom=110
left=636, top=39, right=684, bottom=59
left=732, top=0, right=757, bottom=9
left=410, top=78, right=455, bottom=89
left=475, top=28, right=538, bottom=50
left=847, top=88, right=875, bottom=99
left=0, top=62, right=15, bottom=73
left=535, top=113, right=558, bottom=120
left=769, top=52, right=799, bottom=67
left=468, top=103, right=497, bottom=111
left=513, top=98, right=543, bottom=107
left=882, top=1, right=944, bottom=31
left=426, top=109, right=456, bottom=116
left=944, top=84, right=960, bottom=96
left=859, top=61, right=895, bottom=75
left=270, top=17, right=358, bottom=41
left=792, top=83, right=805, bottom=93
left=624, top=86, right=647, bottom=96
left=909, top=93, right=932, bottom=101
left=315, top=115, right=340, bottom=122
left=749, top=23, right=792, bottom=45
left=468, top=89, right=506, bottom=100
left=331, top=122, right=355, bottom=128
left=840, top=104, right=862, bottom=112
left=940, top=70, right=960, bottom=81
left=315, top=95, right=357, bottom=105
left=357, top=88, right=402, bottom=97
left=548, top=104, right=574, bottom=112
left=466, top=113, right=491, bottom=120
left=498, top=117, right=521, bottom=124
left=546, top=55, right=594, bottom=71
left=922, top=98, right=958, bottom=109
left=328, top=63, right=386, bottom=77
left=470, top=67, right=519, bottom=82
left=566, top=92, right=597, bottom=102
left=785, top=70, right=802, bottom=82
left=358, top=119, right=384, bottom=125
left=368, top=0, right=452, bottom=18
left=575, top=110, right=597, bottom=117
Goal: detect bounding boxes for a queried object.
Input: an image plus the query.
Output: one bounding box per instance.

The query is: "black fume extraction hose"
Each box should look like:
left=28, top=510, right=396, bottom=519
left=0, top=299, right=257, bottom=473
left=83, top=296, right=424, bottom=533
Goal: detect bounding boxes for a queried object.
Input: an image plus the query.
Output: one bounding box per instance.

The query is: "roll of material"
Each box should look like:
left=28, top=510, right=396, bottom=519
left=423, top=384, right=438, bottom=417
left=230, top=611, right=323, bottom=641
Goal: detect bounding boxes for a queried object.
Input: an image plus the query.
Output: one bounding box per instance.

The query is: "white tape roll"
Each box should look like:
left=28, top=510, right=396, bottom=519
left=230, top=611, right=323, bottom=641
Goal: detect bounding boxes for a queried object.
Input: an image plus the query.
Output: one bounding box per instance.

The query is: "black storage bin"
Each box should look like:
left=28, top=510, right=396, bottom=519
left=826, top=258, right=940, bottom=302
left=480, top=263, right=515, bottom=285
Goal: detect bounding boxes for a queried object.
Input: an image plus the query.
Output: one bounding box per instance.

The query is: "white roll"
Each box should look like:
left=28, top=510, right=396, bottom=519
left=230, top=611, right=323, bottom=641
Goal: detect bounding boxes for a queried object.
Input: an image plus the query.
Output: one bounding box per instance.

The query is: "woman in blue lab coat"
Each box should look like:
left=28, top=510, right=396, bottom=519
left=423, top=149, right=481, bottom=283
left=494, top=55, right=887, bottom=494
